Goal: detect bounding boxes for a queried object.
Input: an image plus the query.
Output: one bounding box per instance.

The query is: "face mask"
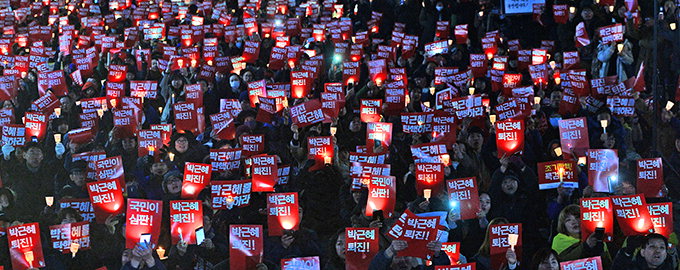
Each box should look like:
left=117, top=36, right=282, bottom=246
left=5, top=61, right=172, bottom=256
left=436, top=5, right=443, bottom=11
left=230, top=80, right=240, bottom=90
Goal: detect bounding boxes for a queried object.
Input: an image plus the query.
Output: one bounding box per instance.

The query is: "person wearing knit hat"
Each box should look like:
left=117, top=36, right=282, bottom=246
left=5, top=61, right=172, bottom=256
left=161, top=170, right=182, bottom=200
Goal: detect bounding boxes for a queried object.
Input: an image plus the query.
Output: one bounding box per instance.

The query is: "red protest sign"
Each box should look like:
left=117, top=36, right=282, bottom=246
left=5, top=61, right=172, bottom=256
left=37, top=70, right=67, bottom=97
left=607, top=96, right=635, bottom=117
left=113, top=108, right=137, bottom=138
left=350, top=162, right=390, bottom=190
left=32, top=91, right=60, bottom=115
left=87, top=179, right=125, bottom=223
left=495, top=119, right=524, bottom=158
left=125, top=199, right=162, bottom=249
left=580, top=197, right=614, bottom=242
left=151, top=124, right=172, bottom=146
left=107, top=64, right=127, bottom=83
left=8, top=223, right=45, bottom=269
left=241, top=134, right=264, bottom=157
left=553, top=5, right=568, bottom=24
left=440, top=243, right=462, bottom=266
left=586, top=149, right=619, bottom=193
left=425, top=40, right=449, bottom=58
left=360, top=99, right=382, bottom=123
left=365, top=175, right=396, bottom=218
left=454, top=24, right=468, bottom=44
left=130, top=81, right=158, bottom=99
left=94, top=156, right=125, bottom=188
left=387, top=210, right=440, bottom=259
left=174, top=102, right=202, bottom=134
left=558, top=117, right=590, bottom=157
left=267, top=192, right=300, bottom=236
left=210, top=148, right=242, bottom=173
left=563, top=51, right=581, bottom=70
left=229, top=225, right=264, bottom=270
left=250, top=155, right=278, bottom=192
left=648, top=202, right=673, bottom=238
left=169, top=200, right=204, bottom=244
left=469, top=54, right=487, bottom=78
left=537, top=160, right=578, bottom=190
left=137, top=130, right=162, bottom=158
left=411, top=142, right=449, bottom=165
left=415, top=163, right=444, bottom=196
left=401, top=112, right=433, bottom=134
left=637, top=158, right=664, bottom=198
left=367, top=59, right=387, bottom=85
left=366, top=122, right=392, bottom=153
left=211, top=180, right=252, bottom=209
left=451, top=95, right=484, bottom=119
left=611, top=194, right=653, bottom=236
left=560, top=257, right=603, bottom=270
left=49, top=221, right=90, bottom=254
left=345, top=228, right=379, bottom=270
left=598, top=24, right=624, bottom=45
left=489, top=223, right=522, bottom=270
left=342, top=61, right=360, bottom=86
left=290, top=70, right=312, bottom=98
left=59, top=199, right=95, bottom=222
left=181, top=162, right=212, bottom=199
left=248, top=80, right=266, bottom=107
left=307, top=136, right=333, bottom=171
left=447, top=177, right=480, bottom=220
left=210, top=111, right=237, bottom=141
left=24, top=112, right=47, bottom=141
left=281, top=257, right=320, bottom=270
left=290, top=99, right=327, bottom=128
left=495, top=99, right=522, bottom=121
left=575, top=22, right=591, bottom=47
left=0, top=75, right=18, bottom=101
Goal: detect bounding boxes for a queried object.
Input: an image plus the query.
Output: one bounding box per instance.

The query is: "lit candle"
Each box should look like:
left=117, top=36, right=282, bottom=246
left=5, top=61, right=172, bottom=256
left=558, top=167, right=565, bottom=182
left=569, top=6, right=576, bottom=14
left=25, top=251, right=34, bottom=268
left=429, top=87, right=435, bottom=95
left=54, top=108, right=61, bottom=117
left=554, top=147, right=563, bottom=157
left=45, top=196, right=54, bottom=207
left=478, top=11, right=483, bottom=17
left=448, top=39, right=453, bottom=46
left=54, top=134, right=61, bottom=144
left=617, top=43, right=624, bottom=53
left=508, top=233, right=519, bottom=251
left=468, top=87, right=475, bottom=95
left=666, top=101, right=674, bottom=111
left=597, top=221, right=604, bottom=228
left=534, top=97, right=541, bottom=105
left=608, top=5, right=614, bottom=12
left=148, top=146, right=155, bottom=156
left=441, top=154, right=450, bottom=166
left=423, top=101, right=431, bottom=108
left=177, top=228, right=183, bottom=242
left=158, top=106, right=162, bottom=114
left=97, top=109, right=104, bottom=118
left=324, top=156, right=332, bottom=165
left=168, top=152, right=175, bottom=161
left=549, top=61, right=556, bottom=69
left=489, top=115, right=497, bottom=124
left=671, top=23, right=677, bottom=31
left=330, top=126, right=337, bottom=136
left=70, top=242, right=80, bottom=258
left=423, top=189, right=432, bottom=201
left=578, top=156, right=587, bottom=166
left=600, top=119, right=608, bottom=134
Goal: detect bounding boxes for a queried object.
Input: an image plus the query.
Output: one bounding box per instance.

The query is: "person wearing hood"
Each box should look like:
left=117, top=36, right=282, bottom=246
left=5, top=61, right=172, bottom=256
left=419, top=0, right=452, bottom=46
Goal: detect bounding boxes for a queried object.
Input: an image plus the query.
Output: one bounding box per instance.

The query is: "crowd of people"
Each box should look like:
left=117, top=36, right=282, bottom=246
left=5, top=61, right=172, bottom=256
left=0, top=0, right=678, bottom=268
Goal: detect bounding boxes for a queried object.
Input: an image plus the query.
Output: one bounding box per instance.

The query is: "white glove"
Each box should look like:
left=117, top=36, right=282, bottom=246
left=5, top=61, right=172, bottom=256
left=55, top=143, right=66, bottom=158
left=2, top=144, right=14, bottom=160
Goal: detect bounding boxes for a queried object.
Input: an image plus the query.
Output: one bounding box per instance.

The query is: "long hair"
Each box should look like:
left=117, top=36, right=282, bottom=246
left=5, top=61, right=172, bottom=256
left=477, top=217, right=509, bottom=256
